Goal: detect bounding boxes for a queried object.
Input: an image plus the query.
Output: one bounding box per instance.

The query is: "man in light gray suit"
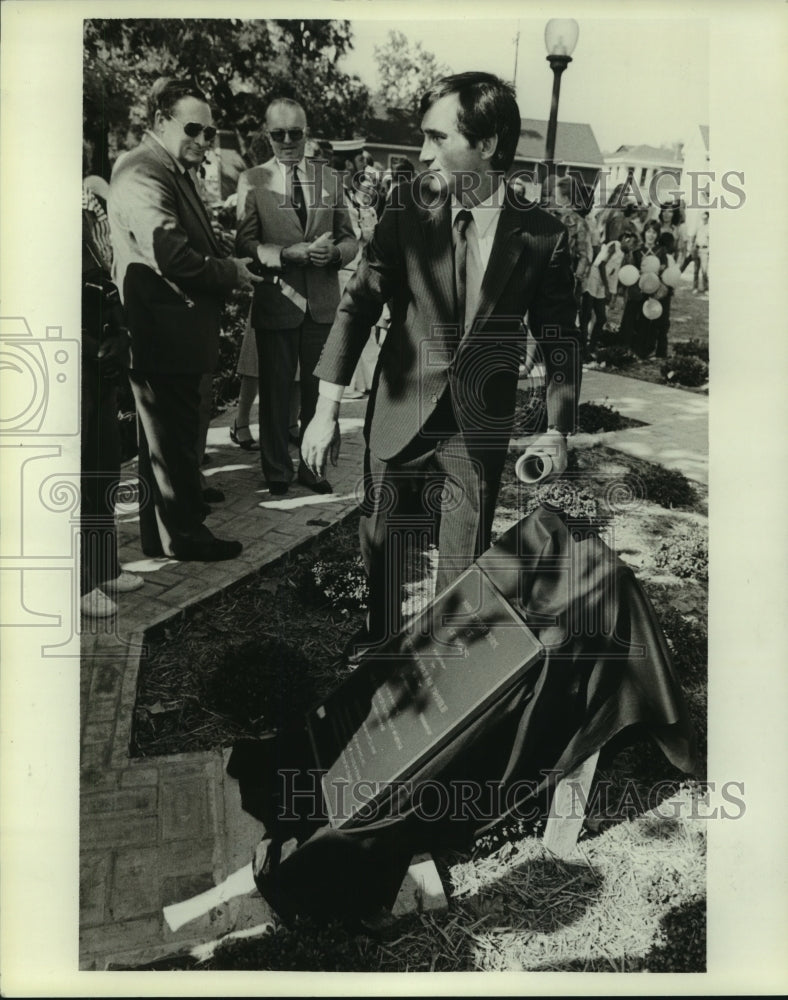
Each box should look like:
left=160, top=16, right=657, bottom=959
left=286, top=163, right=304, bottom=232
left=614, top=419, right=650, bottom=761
left=109, top=78, right=261, bottom=561
left=236, top=98, right=358, bottom=495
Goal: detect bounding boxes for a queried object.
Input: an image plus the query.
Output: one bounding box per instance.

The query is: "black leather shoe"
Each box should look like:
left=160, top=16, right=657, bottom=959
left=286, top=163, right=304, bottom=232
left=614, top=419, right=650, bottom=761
left=202, top=486, right=225, bottom=504
left=297, top=468, right=333, bottom=494
left=171, top=537, right=242, bottom=561
left=268, top=482, right=289, bottom=496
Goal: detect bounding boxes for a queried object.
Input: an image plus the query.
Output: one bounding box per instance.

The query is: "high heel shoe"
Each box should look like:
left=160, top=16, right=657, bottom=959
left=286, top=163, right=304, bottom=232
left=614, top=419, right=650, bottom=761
left=230, top=421, right=259, bottom=450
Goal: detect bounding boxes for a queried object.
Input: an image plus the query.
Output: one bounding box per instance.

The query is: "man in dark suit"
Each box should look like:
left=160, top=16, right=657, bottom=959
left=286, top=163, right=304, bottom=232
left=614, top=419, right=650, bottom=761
left=109, top=78, right=261, bottom=560
left=302, top=72, right=581, bottom=652
left=236, top=98, right=358, bottom=495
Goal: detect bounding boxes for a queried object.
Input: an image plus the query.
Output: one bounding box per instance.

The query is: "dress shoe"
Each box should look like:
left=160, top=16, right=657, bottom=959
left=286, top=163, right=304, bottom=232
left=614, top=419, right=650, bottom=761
left=171, top=536, right=243, bottom=561
left=104, top=571, right=145, bottom=594
left=268, top=482, right=289, bottom=496
left=297, top=467, right=333, bottom=494
left=142, top=543, right=165, bottom=558
left=202, top=486, right=225, bottom=504
left=80, top=588, right=118, bottom=618
left=230, top=420, right=259, bottom=451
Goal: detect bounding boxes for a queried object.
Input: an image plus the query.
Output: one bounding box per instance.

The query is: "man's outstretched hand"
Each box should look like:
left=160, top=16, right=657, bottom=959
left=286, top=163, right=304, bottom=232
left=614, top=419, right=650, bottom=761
left=301, top=396, right=341, bottom=480
left=519, top=427, right=568, bottom=481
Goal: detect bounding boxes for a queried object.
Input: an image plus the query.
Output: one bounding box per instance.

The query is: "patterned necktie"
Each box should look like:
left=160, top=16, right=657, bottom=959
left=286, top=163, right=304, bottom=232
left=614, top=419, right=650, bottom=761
left=291, top=164, right=307, bottom=229
left=453, top=209, right=473, bottom=337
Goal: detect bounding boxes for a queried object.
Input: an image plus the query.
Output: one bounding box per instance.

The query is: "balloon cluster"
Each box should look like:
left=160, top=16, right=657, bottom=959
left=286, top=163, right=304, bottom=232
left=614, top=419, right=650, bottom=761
left=618, top=260, right=681, bottom=320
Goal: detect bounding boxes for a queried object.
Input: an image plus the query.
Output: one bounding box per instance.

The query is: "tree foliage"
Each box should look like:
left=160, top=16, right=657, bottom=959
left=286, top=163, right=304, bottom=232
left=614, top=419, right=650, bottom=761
left=373, top=30, right=452, bottom=117
left=83, top=18, right=372, bottom=177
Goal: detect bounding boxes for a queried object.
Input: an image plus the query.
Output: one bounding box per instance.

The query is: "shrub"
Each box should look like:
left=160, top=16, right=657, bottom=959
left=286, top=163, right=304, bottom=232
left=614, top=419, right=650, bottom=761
left=205, top=638, right=314, bottom=728
left=595, top=344, right=637, bottom=369
left=312, top=556, right=369, bottom=614
left=656, top=605, right=708, bottom=685
left=661, top=355, right=709, bottom=387
left=672, top=339, right=709, bottom=363
left=212, top=293, right=252, bottom=416
left=624, top=462, right=697, bottom=509
left=577, top=400, right=627, bottom=433
left=593, top=324, right=627, bottom=349
left=523, top=479, right=602, bottom=522
left=654, top=525, right=708, bottom=581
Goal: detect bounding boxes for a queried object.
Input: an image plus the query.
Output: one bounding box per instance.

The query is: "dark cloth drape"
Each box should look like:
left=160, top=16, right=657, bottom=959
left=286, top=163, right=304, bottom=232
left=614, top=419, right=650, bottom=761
left=227, top=506, right=698, bottom=922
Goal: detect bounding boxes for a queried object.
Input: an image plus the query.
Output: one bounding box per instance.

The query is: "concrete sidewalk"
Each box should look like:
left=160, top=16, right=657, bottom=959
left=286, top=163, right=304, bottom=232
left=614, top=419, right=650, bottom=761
left=79, top=369, right=708, bottom=969
left=577, top=369, right=708, bottom=486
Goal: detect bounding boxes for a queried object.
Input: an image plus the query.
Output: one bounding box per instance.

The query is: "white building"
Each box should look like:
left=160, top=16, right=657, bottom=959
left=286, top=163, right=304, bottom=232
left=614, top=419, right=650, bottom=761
left=680, top=124, right=711, bottom=237
left=597, top=143, right=683, bottom=210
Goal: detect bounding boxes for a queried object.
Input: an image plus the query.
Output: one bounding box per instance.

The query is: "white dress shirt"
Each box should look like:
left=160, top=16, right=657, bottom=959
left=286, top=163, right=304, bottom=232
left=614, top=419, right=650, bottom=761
left=319, top=181, right=505, bottom=401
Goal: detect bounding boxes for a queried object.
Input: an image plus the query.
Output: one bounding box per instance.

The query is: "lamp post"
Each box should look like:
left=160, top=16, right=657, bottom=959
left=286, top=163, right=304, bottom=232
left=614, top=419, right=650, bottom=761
left=544, top=18, right=579, bottom=190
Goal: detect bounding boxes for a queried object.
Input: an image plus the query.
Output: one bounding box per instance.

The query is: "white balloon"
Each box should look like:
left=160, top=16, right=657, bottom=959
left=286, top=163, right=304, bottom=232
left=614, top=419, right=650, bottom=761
left=642, top=298, right=663, bottom=320
left=661, top=266, right=681, bottom=288
left=618, top=264, right=639, bottom=287
left=639, top=272, right=661, bottom=295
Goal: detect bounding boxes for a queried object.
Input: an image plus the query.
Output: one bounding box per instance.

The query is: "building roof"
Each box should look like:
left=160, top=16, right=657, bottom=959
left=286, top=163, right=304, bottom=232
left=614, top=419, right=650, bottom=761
left=516, top=119, right=603, bottom=167
left=365, top=112, right=603, bottom=168
left=606, top=143, right=683, bottom=165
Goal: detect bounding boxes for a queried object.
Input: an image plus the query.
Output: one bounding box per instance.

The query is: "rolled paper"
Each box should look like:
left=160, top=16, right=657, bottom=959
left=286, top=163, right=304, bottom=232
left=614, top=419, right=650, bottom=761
left=163, top=862, right=257, bottom=932
left=273, top=276, right=308, bottom=313
left=515, top=451, right=553, bottom=484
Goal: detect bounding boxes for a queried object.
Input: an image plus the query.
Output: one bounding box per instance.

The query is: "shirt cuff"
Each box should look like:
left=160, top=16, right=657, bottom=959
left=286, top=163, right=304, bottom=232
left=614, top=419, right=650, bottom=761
left=319, top=380, right=346, bottom=402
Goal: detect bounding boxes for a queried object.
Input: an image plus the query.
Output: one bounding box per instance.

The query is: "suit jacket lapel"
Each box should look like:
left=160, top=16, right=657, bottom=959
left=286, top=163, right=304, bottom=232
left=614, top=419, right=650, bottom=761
left=143, top=135, right=220, bottom=253
left=419, top=199, right=456, bottom=328
left=474, top=201, right=528, bottom=321
left=178, top=170, right=220, bottom=253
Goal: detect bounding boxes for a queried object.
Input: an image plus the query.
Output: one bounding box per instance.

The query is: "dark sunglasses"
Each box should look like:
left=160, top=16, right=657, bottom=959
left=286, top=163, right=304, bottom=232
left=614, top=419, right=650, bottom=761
left=267, top=128, right=304, bottom=142
left=172, top=118, right=217, bottom=142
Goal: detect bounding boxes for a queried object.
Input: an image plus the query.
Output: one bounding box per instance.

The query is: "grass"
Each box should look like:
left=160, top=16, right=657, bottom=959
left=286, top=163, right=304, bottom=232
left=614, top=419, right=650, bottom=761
left=130, top=429, right=708, bottom=973
left=588, top=281, right=709, bottom=392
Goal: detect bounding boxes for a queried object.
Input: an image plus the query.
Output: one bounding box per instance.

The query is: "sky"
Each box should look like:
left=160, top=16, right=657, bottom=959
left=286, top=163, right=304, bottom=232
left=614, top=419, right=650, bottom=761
left=339, top=17, right=708, bottom=154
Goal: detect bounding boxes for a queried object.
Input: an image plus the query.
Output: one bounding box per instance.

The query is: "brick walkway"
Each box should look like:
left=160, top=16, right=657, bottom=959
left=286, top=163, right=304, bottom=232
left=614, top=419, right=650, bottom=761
left=79, top=370, right=707, bottom=969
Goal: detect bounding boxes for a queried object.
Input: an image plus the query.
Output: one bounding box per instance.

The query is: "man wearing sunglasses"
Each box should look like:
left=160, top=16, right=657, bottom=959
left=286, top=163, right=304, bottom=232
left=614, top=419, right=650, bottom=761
left=109, top=78, right=262, bottom=561
left=236, top=98, right=357, bottom=496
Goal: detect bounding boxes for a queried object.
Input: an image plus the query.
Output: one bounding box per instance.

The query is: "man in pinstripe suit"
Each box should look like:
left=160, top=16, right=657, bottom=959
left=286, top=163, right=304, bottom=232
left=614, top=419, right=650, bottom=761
left=302, top=72, right=580, bottom=654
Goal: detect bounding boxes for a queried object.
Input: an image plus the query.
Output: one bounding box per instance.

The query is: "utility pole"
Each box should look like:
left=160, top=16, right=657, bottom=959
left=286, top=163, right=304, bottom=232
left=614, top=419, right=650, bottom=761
left=513, top=25, right=520, bottom=84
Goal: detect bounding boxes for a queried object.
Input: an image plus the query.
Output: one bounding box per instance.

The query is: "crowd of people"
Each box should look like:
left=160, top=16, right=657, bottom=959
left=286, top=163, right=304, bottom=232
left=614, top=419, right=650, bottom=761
left=544, top=178, right=709, bottom=363
left=81, top=71, right=708, bottom=628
